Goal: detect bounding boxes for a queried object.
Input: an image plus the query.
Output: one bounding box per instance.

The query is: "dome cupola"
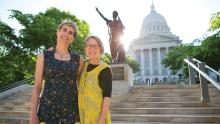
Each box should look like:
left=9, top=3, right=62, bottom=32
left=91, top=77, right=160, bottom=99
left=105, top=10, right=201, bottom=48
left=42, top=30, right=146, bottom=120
left=139, top=3, right=171, bottom=38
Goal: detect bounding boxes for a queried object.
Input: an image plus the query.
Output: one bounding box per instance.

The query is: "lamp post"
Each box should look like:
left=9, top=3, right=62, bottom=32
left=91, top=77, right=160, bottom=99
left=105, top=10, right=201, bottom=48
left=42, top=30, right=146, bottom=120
left=178, top=71, right=183, bottom=85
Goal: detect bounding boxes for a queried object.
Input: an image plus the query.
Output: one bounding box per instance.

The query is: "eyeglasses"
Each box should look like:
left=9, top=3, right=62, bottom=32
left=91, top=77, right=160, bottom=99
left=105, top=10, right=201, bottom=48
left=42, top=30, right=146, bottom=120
left=85, top=44, right=100, bottom=49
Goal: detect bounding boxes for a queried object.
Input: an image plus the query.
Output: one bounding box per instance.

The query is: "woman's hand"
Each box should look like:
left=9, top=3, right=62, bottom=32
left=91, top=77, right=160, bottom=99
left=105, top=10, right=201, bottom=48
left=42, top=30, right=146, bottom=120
left=30, top=114, right=40, bottom=124
left=48, top=47, right=54, bottom=51
left=97, top=117, right=105, bottom=124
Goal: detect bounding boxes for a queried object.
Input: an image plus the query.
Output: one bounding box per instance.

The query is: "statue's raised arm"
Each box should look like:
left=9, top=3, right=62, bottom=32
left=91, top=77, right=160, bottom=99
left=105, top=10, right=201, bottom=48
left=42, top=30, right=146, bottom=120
left=95, top=7, right=111, bottom=25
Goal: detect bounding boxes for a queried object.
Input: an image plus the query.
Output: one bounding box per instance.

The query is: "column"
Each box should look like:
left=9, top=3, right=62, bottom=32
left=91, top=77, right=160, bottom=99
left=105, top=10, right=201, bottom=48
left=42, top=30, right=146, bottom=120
left=149, top=48, right=153, bottom=85
left=158, top=48, right=161, bottom=76
left=166, top=47, right=170, bottom=75
left=141, top=49, right=145, bottom=76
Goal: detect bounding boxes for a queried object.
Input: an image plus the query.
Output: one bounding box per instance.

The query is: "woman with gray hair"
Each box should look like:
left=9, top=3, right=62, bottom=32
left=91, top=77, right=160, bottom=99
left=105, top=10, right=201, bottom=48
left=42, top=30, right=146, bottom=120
left=78, top=35, right=112, bottom=124
left=30, top=20, right=83, bottom=124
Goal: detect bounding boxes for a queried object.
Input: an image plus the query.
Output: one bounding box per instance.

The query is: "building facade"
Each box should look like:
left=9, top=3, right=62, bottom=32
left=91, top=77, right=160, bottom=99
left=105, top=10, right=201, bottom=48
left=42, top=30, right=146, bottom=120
left=128, top=4, right=181, bottom=84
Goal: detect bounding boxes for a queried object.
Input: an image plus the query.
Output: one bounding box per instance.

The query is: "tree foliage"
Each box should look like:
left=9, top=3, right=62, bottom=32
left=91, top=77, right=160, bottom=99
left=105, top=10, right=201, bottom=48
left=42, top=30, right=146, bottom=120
left=208, top=12, right=220, bottom=32
left=161, top=45, right=195, bottom=75
left=0, top=8, right=90, bottom=87
left=101, top=53, right=111, bottom=64
left=126, top=55, right=140, bottom=73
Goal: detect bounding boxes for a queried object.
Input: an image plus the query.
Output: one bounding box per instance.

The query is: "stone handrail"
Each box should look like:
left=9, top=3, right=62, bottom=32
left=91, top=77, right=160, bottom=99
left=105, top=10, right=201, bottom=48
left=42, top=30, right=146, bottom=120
left=184, top=56, right=220, bottom=102
left=192, top=58, right=220, bottom=76
left=0, top=77, right=34, bottom=93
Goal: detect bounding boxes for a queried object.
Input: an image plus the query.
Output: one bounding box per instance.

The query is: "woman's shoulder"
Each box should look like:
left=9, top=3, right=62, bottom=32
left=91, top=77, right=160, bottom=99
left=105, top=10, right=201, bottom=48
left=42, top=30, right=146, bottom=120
left=70, top=51, right=80, bottom=58
left=99, top=65, right=112, bottom=77
left=42, top=49, right=54, bottom=57
left=70, top=51, right=81, bottom=63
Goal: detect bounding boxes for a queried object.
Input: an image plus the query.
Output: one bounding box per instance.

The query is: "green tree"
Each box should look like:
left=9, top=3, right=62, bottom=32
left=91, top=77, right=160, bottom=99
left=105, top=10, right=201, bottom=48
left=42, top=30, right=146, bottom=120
left=126, top=55, right=140, bottom=73
left=161, top=44, right=195, bottom=75
left=101, top=53, right=111, bottom=64
left=199, top=32, right=220, bottom=69
left=9, top=8, right=89, bottom=54
left=0, top=8, right=90, bottom=87
left=208, top=12, right=220, bottom=32
left=200, top=11, right=220, bottom=69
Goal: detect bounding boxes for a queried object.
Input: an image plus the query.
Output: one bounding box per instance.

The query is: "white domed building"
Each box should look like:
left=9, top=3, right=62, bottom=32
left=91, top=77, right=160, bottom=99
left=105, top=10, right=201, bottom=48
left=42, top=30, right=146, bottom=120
left=128, top=4, right=181, bottom=84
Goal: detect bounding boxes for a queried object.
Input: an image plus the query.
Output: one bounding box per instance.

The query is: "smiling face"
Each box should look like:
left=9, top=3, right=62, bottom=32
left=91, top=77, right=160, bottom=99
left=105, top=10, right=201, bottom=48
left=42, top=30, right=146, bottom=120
left=84, top=37, right=102, bottom=60
left=56, top=24, right=76, bottom=47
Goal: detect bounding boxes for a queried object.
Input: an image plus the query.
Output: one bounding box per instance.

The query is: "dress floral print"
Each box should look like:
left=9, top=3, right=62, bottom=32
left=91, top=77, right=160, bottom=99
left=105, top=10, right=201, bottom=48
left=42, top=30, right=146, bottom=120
left=37, top=50, right=80, bottom=124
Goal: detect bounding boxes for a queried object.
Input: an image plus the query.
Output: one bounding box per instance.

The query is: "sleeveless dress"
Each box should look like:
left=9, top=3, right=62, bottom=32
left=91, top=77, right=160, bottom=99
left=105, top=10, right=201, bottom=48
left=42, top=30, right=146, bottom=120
left=78, top=63, right=111, bottom=124
left=37, top=49, right=80, bottom=124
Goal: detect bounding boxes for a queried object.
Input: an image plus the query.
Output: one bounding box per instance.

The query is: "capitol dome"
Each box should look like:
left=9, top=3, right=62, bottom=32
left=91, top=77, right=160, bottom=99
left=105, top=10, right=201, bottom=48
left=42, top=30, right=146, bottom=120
left=139, top=4, right=171, bottom=38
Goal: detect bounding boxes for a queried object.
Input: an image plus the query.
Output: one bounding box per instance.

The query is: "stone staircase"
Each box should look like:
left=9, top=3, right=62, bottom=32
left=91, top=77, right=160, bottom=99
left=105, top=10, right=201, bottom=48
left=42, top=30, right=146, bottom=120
left=0, top=84, right=220, bottom=124
left=111, top=85, right=220, bottom=123
left=0, top=85, right=31, bottom=124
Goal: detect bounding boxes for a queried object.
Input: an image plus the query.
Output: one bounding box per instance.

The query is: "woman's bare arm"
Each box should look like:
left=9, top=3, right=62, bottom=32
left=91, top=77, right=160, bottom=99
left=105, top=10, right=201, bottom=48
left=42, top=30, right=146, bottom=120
left=97, top=97, right=111, bottom=124
left=30, top=53, right=44, bottom=123
left=77, top=56, right=84, bottom=82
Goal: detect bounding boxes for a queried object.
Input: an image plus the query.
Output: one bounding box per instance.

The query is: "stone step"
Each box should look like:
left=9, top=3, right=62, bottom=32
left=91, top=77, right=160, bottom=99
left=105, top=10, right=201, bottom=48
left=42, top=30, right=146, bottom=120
left=0, top=98, right=30, bottom=103
left=128, top=90, right=220, bottom=95
left=7, top=93, right=32, bottom=97
left=111, top=114, right=220, bottom=123
left=1, top=116, right=219, bottom=124
left=126, top=92, right=220, bottom=97
left=131, top=84, right=216, bottom=89
left=111, top=107, right=220, bottom=114
left=129, top=87, right=218, bottom=92
left=112, top=96, right=220, bottom=102
left=0, top=111, right=29, bottom=117
left=0, top=101, right=30, bottom=106
left=0, top=116, right=29, bottom=124
left=113, top=121, right=220, bottom=124
left=0, top=105, right=31, bottom=111
left=1, top=113, right=219, bottom=124
left=111, top=101, right=220, bottom=108
left=1, top=98, right=31, bottom=102
left=1, top=94, right=32, bottom=101
left=2, top=94, right=32, bottom=98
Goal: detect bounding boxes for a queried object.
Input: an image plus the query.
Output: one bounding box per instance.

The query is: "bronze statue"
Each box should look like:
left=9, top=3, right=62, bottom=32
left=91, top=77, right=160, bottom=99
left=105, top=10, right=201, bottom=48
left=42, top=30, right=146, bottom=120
left=96, top=7, right=126, bottom=63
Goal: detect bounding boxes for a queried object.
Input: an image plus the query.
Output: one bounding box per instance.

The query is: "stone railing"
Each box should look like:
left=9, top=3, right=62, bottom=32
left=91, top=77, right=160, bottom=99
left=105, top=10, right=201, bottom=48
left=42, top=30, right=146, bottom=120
left=0, top=77, right=34, bottom=93
left=184, top=56, right=220, bottom=102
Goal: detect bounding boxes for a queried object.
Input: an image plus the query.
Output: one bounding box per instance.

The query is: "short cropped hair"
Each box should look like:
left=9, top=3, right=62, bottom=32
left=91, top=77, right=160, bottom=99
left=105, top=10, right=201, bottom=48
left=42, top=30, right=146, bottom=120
left=85, top=35, right=104, bottom=54
left=57, top=19, right=78, bottom=38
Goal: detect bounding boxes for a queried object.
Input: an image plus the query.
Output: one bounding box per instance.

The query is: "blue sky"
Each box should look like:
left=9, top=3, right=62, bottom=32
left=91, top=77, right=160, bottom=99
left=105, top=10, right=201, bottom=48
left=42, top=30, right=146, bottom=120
left=1, top=0, right=220, bottom=52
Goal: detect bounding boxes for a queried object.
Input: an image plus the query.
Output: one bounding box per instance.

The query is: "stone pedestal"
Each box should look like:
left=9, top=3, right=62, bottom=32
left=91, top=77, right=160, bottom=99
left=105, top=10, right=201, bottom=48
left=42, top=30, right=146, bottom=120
left=109, top=64, right=133, bottom=96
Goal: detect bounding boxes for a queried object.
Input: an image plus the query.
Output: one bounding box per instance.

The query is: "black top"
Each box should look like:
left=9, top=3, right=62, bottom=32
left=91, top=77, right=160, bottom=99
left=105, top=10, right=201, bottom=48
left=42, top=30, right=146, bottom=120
left=37, top=50, right=80, bottom=123
left=87, top=63, right=112, bottom=97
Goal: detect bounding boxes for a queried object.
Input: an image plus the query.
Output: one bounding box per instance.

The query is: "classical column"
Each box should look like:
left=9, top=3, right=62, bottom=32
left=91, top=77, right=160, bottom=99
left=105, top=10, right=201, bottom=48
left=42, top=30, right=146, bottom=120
left=141, top=49, right=145, bottom=76
left=166, top=47, right=170, bottom=75
left=158, top=48, right=161, bottom=76
left=149, top=48, right=152, bottom=76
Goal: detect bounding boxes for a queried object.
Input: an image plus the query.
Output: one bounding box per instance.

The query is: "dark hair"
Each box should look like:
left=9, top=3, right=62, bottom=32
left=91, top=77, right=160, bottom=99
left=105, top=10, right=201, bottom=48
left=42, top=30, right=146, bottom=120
left=57, top=19, right=78, bottom=38
left=113, top=11, right=118, bottom=15
left=85, top=35, right=104, bottom=54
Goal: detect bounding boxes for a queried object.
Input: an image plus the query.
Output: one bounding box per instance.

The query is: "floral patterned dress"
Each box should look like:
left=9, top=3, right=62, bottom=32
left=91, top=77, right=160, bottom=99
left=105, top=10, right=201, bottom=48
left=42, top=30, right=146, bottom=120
left=37, top=49, right=80, bottom=124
